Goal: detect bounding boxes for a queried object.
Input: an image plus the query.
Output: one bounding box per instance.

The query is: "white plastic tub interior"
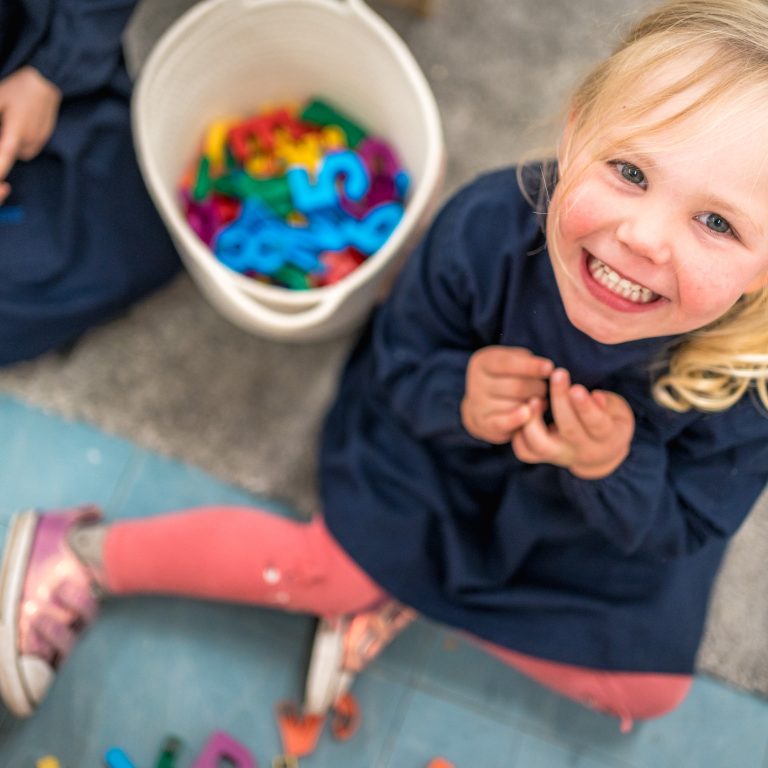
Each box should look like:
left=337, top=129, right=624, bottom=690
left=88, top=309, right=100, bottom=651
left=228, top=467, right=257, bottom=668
left=133, top=0, right=445, bottom=341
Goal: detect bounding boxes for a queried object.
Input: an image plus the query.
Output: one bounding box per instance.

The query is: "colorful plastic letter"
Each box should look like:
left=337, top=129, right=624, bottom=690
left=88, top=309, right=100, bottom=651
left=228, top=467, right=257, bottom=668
left=357, top=137, right=400, bottom=178
left=353, top=138, right=411, bottom=209
left=320, top=125, right=347, bottom=151
left=274, top=131, right=323, bottom=171
left=215, top=201, right=323, bottom=276
left=216, top=220, right=282, bottom=275
left=348, top=202, right=403, bottom=254
left=36, top=758, right=61, bottom=768
left=190, top=730, right=256, bottom=768
left=204, top=118, right=238, bottom=175
left=156, top=735, right=183, bottom=768
left=182, top=191, right=222, bottom=246
left=305, top=211, right=349, bottom=252
left=288, top=151, right=370, bottom=213
left=300, top=99, right=368, bottom=147
left=104, top=747, right=138, bottom=768
left=192, top=156, right=214, bottom=201
left=286, top=166, right=335, bottom=212
left=322, top=152, right=370, bottom=201
left=274, top=263, right=312, bottom=289
left=318, top=248, right=365, bottom=285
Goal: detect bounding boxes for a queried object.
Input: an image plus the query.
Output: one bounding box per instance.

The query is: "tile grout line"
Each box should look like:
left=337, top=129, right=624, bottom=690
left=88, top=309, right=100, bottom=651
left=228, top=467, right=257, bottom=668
left=364, top=624, right=441, bottom=767
left=372, top=681, right=418, bottom=768
left=105, top=447, right=148, bottom=516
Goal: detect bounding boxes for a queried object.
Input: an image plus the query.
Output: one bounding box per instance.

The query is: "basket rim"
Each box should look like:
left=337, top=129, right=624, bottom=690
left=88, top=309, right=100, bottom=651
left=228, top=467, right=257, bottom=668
left=131, top=0, right=445, bottom=311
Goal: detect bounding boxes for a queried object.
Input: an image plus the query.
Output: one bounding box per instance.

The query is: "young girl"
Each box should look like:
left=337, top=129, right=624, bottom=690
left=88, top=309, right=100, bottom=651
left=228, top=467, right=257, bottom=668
left=0, top=0, right=179, bottom=365
left=3, top=0, right=768, bottom=734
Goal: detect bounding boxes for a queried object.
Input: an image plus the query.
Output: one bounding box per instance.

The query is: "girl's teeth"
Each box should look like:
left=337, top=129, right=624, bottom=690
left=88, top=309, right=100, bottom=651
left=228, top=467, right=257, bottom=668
left=587, top=255, right=658, bottom=304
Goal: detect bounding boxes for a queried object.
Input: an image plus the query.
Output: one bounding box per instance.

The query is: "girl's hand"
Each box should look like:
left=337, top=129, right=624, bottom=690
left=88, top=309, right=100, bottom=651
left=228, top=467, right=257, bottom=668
left=0, top=67, right=62, bottom=204
left=461, top=346, right=554, bottom=444
left=511, top=368, right=635, bottom=479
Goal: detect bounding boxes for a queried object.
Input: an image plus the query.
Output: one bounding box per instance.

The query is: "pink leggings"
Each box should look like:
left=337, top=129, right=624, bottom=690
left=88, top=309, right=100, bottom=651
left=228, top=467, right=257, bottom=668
left=104, top=506, right=691, bottom=731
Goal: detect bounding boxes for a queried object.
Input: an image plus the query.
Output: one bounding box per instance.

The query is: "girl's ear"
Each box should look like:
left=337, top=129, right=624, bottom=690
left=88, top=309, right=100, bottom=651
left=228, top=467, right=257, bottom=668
left=744, top=272, right=768, bottom=294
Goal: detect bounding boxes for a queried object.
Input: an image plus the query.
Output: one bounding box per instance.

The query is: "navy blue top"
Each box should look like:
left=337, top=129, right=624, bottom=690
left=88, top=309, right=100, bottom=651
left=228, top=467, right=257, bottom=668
left=0, top=0, right=179, bottom=364
left=320, top=167, right=768, bottom=673
left=0, top=0, right=135, bottom=99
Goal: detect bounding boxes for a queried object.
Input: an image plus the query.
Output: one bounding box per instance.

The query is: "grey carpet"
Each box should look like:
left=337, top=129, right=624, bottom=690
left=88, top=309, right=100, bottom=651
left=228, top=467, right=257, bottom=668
left=1, top=0, right=767, bottom=695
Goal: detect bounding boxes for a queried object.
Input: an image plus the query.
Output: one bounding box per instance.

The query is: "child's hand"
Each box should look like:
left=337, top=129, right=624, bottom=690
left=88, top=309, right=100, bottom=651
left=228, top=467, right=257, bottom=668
left=511, top=368, right=635, bottom=479
left=461, top=346, right=554, bottom=444
left=0, top=66, right=62, bottom=204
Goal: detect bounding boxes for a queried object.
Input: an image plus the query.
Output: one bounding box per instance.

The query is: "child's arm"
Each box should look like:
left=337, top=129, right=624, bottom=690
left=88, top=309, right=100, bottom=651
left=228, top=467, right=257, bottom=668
left=0, top=0, right=138, bottom=201
left=511, top=367, right=634, bottom=479
left=369, top=172, right=542, bottom=448
left=461, top=346, right=553, bottom=444
left=0, top=67, right=62, bottom=204
left=515, top=366, right=768, bottom=558
left=21, top=0, right=138, bottom=101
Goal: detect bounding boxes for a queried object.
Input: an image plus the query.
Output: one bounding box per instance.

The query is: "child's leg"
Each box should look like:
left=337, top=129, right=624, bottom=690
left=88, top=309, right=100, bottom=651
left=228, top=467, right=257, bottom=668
left=103, top=506, right=387, bottom=616
left=479, top=641, right=692, bottom=732
left=0, top=505, right=386, bottom=717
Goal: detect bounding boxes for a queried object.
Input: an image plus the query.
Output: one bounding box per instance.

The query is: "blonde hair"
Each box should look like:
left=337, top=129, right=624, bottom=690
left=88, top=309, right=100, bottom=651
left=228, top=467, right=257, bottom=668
left=541, top=0, right=768, bottom=413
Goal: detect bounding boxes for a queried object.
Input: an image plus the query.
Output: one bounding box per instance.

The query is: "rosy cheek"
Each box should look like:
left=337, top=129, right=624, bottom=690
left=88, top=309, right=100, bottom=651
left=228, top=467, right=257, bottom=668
left=557, top=188, right=608, bottom=242
left=676, top=277, right=742, bottom=325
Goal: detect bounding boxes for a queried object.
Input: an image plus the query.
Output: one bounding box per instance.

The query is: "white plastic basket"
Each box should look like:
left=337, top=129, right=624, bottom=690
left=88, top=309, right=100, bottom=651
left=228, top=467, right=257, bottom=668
left=133, top=0, right=445, bottom=341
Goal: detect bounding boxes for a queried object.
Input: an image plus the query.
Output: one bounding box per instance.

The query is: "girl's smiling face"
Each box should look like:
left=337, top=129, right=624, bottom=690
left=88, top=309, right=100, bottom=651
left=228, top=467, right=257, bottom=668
left=547, top=60, right=768, bottom=345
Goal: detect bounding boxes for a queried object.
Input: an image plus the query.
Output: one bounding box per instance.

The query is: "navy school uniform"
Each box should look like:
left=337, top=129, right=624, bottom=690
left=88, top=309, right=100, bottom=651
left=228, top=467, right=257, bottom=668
left=320, top=167, right=768, bottom=674
left=0, top=0, right=179, bottom=365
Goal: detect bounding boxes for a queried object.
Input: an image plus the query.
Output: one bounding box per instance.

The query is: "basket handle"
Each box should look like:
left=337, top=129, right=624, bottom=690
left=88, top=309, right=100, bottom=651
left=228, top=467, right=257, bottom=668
left=211, top=269, right=353, bottom=336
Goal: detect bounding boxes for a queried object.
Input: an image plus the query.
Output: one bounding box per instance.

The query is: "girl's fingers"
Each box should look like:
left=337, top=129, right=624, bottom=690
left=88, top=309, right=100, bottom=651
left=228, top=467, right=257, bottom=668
left=549, top=369, right=587, bottom=445
left=478, top=347, right=554, bottom=379
left=484, top=404, right=532, bottom=440
left=475, top=398, right=523, bottom=420
left=482, top=377, right=549, bottom=400
left=0, top=104, right=21, bottom=182
left=0, top=135, right=17, bottom=183
left=511, top=429, right=536, bottom=462
left=17, top=136, right=43, bottom=162
left=527, top=396, right=548, bottom=416
left=517, top=408, right=563, bottom=459
left=569, top=385, right=614, bottom=439
left=511, top=403, right=544, bottom=460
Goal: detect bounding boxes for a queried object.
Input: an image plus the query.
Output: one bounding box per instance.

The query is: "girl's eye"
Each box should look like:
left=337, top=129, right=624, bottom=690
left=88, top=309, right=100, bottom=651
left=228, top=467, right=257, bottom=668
left=696, top=212, right=734, bottom=237
left=612, top=161, right=646, bottom=186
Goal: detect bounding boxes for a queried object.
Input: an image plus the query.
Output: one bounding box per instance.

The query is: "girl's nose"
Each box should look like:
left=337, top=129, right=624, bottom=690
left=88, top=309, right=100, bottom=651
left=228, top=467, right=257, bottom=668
left=615, top=213, right=674, bottom=265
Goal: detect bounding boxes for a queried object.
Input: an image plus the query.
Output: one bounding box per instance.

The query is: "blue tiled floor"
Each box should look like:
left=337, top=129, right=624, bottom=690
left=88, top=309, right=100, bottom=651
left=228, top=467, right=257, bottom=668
left=2, top=393, right=768, bottom=768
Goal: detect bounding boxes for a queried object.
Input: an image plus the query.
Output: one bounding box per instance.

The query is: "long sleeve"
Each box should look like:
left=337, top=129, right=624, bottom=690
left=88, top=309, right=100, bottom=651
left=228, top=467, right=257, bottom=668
left=24, top=0, right=137, bottom=98
left=558, top=398, right=768, bottom=559
left=320, top=164, right=755, bottom=670
left=369, top=171, right=544, bottom=448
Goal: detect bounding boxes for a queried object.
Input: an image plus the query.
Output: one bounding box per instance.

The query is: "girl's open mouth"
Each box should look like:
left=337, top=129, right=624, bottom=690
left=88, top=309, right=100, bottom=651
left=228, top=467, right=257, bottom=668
left=581, top=251, right=666, bottom=312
